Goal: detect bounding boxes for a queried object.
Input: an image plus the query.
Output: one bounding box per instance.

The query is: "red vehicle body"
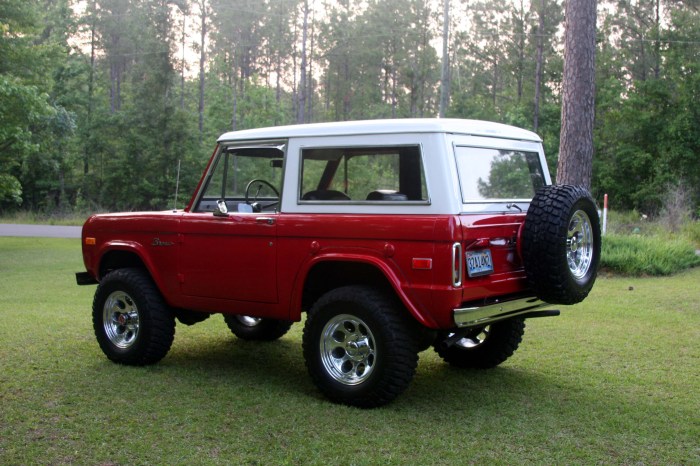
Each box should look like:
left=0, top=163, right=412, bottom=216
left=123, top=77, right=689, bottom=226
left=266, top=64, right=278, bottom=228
left=81, top=212, right=532, bottom=328
left=78, top=119, right=601, bottom=407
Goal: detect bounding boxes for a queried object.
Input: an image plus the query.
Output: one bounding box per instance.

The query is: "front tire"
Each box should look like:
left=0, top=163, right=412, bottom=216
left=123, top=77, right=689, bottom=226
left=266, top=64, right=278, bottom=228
left=223, top=315, right=292, bottom=341
left=434, top=318, right=526, bottom=369
left=303, top=286, right=419, bottom=408
left=92, top=268, right=175, bottom=365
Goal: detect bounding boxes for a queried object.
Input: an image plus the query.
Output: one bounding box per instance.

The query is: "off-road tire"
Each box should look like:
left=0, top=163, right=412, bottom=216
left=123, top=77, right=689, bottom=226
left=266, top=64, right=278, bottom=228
left=223, top=315, right=293, bottom=341
left=92, top=268, right=175, bottom=365
left=433, top=318, right=526, bottom=369
left=522, top=185, right=601, bottom=305
left=303, top=286, right=419, bottom=408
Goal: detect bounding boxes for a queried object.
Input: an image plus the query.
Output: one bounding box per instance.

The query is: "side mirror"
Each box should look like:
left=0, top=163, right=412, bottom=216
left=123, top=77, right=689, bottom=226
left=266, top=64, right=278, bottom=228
left=213, top=199, right=229, bottom=217
left=237, top=203, right=254, bottom=213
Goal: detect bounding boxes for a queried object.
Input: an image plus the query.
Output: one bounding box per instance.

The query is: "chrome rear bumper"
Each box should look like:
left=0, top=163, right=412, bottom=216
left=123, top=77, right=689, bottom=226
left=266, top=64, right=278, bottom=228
left=453, top=296, right=552, bottom=328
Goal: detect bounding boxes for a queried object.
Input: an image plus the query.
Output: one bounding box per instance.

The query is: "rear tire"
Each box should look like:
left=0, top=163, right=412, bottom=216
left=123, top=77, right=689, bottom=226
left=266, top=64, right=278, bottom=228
left=92, top=268, right=175, bottom=365
left=223, top=315, right=292, bottom=341
left=522, top=185, right=601, bottom=304
left=303, top=286, right=419, bottom=408
left=434, top=318, right=526, bottom=369
left=173, top=308, right=211, bottom=326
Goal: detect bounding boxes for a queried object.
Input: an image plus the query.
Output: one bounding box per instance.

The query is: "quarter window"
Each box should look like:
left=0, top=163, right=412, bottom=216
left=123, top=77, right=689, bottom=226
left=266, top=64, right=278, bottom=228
left=300, top=146, right=427, bottom=202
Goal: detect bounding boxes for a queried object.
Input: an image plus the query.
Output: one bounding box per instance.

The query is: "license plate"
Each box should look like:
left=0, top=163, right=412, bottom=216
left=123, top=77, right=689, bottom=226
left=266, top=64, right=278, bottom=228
left=466, top=249, right=494, bottom=277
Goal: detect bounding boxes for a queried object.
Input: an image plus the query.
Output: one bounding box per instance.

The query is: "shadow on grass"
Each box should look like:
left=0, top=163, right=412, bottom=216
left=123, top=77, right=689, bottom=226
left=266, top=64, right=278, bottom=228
left=81, top=329, right=578, bottom=413
left=78, top=327, right=553, bottom=409
left=73, top=315, right=697, bottom=440
left=14, top=324, right=698, bottom=465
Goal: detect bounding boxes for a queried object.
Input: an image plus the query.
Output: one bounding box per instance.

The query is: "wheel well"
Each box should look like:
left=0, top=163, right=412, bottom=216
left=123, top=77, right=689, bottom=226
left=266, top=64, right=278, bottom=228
left=99, top=250, right=147, bottom=279
left=301, top=261, right=395, bottom=311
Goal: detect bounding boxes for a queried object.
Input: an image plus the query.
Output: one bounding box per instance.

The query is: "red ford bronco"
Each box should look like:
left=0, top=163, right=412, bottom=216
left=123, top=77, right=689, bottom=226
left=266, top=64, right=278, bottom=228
left=77, top=119, right=600, bottom=408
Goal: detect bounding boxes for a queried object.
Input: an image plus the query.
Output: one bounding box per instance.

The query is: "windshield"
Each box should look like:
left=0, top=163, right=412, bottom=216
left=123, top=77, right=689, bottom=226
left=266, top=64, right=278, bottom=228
left=454, top=146, right=545, bottom=202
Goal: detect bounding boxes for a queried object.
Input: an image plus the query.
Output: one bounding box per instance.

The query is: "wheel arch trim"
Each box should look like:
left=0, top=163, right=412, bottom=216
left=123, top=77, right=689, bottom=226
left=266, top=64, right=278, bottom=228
left=290, top=253, right=438, bottom=328
left=95, top=241, right=167, bottom=296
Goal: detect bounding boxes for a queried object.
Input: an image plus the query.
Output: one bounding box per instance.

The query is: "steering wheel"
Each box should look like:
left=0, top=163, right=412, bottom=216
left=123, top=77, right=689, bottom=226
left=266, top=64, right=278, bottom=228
left=245, top=179, right=280, bottom=211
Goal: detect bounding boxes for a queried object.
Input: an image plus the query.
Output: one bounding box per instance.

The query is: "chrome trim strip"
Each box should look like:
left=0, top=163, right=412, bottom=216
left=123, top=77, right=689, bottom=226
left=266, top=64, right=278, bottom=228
left=452, top=242, right=463, bottom=287
left=453, top=296, right=547, bottom=328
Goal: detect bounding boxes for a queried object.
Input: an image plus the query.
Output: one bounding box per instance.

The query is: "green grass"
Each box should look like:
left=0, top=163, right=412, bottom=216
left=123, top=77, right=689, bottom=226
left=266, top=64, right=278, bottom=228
left=1, top=238, right=699, bottom=464
left=602, top=233, right=700, bottom=276
left=0, top=210, right=94, bottom=226
left=601, top=211, right=700, bottom=276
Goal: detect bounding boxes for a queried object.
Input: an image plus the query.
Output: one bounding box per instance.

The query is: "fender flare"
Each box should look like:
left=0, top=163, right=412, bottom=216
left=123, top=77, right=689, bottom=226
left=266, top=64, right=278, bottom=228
left=95, top=240, right=170, bottom=298
left=289, top=252, right=439, bottom=328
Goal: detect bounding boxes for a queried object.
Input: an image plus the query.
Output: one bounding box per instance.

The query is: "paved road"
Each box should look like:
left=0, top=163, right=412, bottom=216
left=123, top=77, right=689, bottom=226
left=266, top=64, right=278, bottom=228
left=0, top=224, right=81, bottom=239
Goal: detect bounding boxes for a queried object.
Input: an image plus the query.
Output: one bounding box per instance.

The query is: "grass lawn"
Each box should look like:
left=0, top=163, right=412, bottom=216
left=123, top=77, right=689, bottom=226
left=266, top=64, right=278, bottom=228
left=0, top=237, right=698, bottom=465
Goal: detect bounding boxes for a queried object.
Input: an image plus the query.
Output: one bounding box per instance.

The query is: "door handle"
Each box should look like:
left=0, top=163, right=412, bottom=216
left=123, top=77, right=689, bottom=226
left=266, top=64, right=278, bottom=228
left=256, top=217, right=275, bottom=225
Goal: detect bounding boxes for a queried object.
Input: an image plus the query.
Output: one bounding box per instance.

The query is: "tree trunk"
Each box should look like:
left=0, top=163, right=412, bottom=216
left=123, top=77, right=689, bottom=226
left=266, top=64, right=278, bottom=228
left=85, top=0, right=96, bottom=180
left=653, top=0, right=660, bottom=79
left=198, top=0, right=207, bottom=138
left=557, top=0, right=597, bottom=188
left=232, top=55, right=238, bottom=131
left=297, top=0, right=309, bottom=124
left=533, top=0, right=545, bottom=132
left=391, top=65, right=397, bottom=118
left=439, top=0, right=450, bottom=118
left=307, top=4, right=315, bottom=123
left=492, top=58, right=498, bottom=109
left=181, top=11, right=186, bottom=110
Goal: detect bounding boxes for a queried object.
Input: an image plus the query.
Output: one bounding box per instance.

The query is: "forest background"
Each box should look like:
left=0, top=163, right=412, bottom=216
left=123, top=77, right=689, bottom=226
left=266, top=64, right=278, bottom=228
left=1, top=0, right=698, bottom=216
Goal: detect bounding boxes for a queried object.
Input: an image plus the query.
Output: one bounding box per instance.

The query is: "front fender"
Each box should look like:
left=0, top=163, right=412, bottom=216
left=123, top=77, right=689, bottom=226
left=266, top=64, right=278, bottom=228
left=94, top=240, right=171, bottom=298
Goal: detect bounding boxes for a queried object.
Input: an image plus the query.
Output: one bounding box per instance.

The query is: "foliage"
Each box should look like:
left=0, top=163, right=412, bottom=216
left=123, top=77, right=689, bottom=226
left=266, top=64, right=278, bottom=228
left=1, top=237, right=699, bottom=464
left=593, top=6, right=700, bottom=214
left=0, top=0, right=60, bottom=209
left=682, top=221, right=700, bottom=247
left=0, top=0, right=698, bottom=214
left=601, top=234, right=700, bottom=276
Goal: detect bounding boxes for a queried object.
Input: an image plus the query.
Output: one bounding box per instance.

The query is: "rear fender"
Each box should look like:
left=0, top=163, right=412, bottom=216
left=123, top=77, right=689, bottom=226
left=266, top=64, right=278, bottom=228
left=290, top=253, right=438, bottom=328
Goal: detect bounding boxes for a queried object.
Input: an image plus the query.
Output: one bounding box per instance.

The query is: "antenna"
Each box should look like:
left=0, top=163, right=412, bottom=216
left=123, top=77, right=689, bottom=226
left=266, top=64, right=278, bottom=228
left=173, top=159, right=181, bottom=211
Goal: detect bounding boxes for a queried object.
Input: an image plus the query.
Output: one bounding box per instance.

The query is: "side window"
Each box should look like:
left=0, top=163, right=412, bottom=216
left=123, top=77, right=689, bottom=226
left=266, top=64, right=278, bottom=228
left=195, top=145, right=284, bottom=213
left=300, top=146, right=428, bottom=202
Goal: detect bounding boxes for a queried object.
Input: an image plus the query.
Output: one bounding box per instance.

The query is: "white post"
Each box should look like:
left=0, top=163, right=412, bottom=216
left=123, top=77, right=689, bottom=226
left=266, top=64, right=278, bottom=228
left=602, top=193, right=608, bottom=235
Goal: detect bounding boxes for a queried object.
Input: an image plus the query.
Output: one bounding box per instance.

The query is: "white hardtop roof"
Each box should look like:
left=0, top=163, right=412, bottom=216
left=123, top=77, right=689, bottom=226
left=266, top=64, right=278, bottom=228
left=217, top=118, right=542, bottom=143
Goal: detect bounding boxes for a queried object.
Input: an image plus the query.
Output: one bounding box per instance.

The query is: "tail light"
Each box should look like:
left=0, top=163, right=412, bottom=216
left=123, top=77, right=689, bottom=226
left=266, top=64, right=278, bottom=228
left=452, top=242, right=463, bottom=287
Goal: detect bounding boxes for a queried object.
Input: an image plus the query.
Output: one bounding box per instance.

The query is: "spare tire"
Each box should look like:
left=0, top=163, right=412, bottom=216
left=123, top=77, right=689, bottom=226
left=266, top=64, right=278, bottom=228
left=521, top=185, right=601, bottom=305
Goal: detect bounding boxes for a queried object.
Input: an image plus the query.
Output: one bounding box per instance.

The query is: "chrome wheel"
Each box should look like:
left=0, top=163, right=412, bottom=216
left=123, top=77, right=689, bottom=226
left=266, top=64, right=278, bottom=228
left=320, top=314, right=376, bottom=386
left=566, top=209, right=594, bottom=279
left=236, top=315, right=262, bottom=327
left=103, top=291, right=140, bottom=349
left=454, top=326, right=490, bottom=349
left=434, top=318, right=525, bottom=369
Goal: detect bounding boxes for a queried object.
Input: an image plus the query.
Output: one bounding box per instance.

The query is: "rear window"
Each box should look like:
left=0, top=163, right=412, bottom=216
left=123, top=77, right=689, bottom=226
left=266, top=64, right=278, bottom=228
left=454, top=146, right=545, bottom=202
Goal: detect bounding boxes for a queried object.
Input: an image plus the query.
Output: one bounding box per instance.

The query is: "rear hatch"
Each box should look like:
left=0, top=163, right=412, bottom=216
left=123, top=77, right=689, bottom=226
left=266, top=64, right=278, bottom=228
left=457, top=213, right=529, bottom=302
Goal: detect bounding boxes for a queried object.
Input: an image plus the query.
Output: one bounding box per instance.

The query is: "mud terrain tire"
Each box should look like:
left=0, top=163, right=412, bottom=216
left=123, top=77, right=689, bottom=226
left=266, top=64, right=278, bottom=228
left=303, top=286, right=419, bottom=408
left=522, top=185, right=601, bottom=305
left=93, top=268, right=175, bottom=365
left=434, top=318, right=526, bottom=369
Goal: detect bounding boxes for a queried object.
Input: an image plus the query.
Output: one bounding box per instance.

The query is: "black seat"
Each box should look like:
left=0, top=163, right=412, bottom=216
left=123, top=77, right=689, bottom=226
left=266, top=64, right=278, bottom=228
left=302, top=190, right=351, bottom=201
left=366, top=190, right=408, bottom=201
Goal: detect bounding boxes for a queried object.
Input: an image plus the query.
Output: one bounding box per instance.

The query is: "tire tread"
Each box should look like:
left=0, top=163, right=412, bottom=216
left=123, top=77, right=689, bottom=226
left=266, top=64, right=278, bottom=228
left=434, top=318, right=525, bottom=369
left=92, top=268, right=175, bottom=366
left=303, top=285, right=419, bottom=408
left=522, top=185, right=600, bottom=304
